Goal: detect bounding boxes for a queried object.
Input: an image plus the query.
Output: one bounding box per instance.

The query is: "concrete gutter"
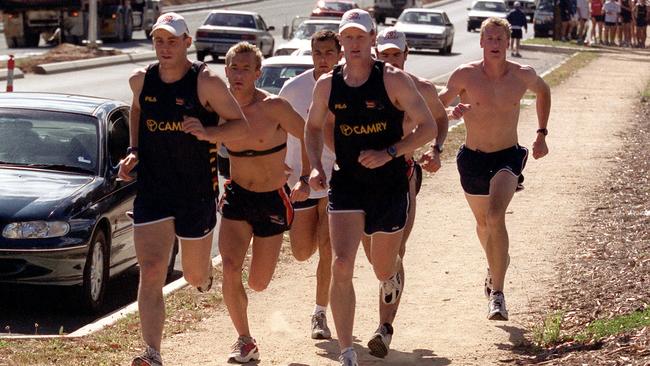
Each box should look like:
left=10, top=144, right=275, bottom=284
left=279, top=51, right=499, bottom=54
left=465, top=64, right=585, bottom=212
left=520, top=43, right=605, bottom=54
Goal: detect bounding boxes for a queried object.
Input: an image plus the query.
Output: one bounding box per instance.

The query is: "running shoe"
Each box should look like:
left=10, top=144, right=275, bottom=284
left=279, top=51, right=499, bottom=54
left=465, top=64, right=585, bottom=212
left=367, top=323, right=393, bottom=358
left=197, top=275, right=213, bottom=293
left=311, top=311, right=332, bottom=339
left=228, top=336, right=260, bottom=363
left=338, top=349, right=358, bottom=366
left=381, top=271, right=403, bottom=305
left=131, top=346, right=163, bottom=366
left=487, top=291, right=509, bottom=321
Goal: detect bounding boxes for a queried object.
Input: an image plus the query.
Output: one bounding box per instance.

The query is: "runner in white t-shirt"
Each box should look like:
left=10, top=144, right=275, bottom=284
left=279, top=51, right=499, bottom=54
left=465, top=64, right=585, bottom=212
left=279, top=29, right=341, bottom=340
left=603, top=0, right=620, bottom=45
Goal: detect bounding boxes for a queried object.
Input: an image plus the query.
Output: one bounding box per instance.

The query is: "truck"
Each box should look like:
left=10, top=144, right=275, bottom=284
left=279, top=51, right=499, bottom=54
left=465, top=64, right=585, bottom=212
left=371, top=0, right=423, bottom=24
left=0, top=0, right=161, bottom=48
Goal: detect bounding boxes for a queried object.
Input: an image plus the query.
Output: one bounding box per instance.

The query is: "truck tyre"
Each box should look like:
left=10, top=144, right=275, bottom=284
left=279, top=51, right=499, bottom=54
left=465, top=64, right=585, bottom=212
left=197, top=51, right=207, bottom=61
left=24, top=30, right=40, bottom=47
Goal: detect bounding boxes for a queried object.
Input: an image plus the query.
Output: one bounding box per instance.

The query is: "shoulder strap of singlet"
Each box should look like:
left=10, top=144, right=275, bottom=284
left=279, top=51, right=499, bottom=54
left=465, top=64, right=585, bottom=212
left=226, top=142, right=287, bottom=157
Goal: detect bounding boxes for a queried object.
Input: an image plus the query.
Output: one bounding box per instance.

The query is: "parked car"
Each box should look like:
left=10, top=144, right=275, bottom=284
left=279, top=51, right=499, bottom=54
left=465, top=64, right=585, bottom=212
left=392, top=8, right=455, bottom=54
left=0, top=92, right=177, bottom=313
left=467, top=0, right=509, bottom=32
left=311, top=0, right=359, bottom=18
left=194, top=10, right=275, bottom=62
left=505, top=0, right=536, bottom=20
left=277, top=17, right=340, bottom=56
left=533, top=0, right=554, bottom=37
left=256, top=55, right=314, bottom=95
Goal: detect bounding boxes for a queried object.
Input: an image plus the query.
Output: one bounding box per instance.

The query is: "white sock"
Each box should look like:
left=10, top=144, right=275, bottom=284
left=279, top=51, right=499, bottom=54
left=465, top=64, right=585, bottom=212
left=313, top=304, right=327, bottom=315
left=341, top=347, right=355, bottom=356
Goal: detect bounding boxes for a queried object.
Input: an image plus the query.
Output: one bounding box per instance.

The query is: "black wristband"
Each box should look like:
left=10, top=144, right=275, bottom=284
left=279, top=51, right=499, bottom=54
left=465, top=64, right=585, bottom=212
left=433, top=144, right=443, bottom=153
left=299, top=175, right=310, bottom=184
left=536, top=128, right=548, bottom=136
left=126, top=146, right=139, bottom=155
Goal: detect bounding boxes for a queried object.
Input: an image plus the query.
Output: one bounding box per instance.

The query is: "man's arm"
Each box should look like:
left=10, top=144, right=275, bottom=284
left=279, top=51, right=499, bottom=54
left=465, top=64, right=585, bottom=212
left=524, top=66, right=551, bottom=159
left=184, top=68, right=249, bottom=143
left=117, top=69, right=145, bottom=181
left=438, top=66, right=472, bottom=120
left=305, top=76, right=332, bottom=190
left=418, top=80, right=449, bottom=172
left=274, top=97, right=310, bottom=177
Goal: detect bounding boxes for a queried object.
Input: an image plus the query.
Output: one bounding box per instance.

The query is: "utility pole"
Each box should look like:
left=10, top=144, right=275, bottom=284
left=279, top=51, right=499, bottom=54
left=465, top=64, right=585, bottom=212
left=88, top=0, right=98, bottom=48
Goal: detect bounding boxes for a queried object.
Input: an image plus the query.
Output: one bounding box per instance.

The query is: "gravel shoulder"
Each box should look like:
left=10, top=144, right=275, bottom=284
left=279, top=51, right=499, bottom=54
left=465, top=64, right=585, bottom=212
left=153, top=49, right=650, bottom=365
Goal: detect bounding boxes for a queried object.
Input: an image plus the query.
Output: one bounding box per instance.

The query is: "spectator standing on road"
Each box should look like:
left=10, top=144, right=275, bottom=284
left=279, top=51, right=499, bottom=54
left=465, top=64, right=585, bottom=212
left=506, top=2, right=527, bottom=57
left=633, top=0, right=648, bottom=47
left=215, top=42, right=309, bottom=364
left=591, top=0, right=606, bottom=44
left=305, top=9, right=437, bottom=365
left=120, top=12, right=249, bottom=366
left=604, top=0, right=621, bottom=44
left=577, top=0, right=591, bottom=43
left=560, top=0, right=574, bottom=40
left=435, top=17, right=551, bottom=322
left=620, top=0, right=634, bottom=45
left=279, top=29, right=342, bottom=341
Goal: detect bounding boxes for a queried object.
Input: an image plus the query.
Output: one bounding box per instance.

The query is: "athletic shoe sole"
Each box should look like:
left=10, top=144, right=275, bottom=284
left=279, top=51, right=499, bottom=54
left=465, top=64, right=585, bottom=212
left=367, top=335, right=389, bottom=358
left=311, top=331, right=331, bottom=340
left=488, top=311, right=509, bottom=321
left=228, top=349, right=260, bottom=364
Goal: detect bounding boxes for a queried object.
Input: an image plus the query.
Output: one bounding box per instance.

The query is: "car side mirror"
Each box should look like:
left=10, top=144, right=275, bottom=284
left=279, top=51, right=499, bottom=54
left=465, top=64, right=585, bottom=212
left=267, top=25, right=275, bottom=31
left=282, top=25, right=290, bottom=39
left=385, top=18, right=396, bottom=26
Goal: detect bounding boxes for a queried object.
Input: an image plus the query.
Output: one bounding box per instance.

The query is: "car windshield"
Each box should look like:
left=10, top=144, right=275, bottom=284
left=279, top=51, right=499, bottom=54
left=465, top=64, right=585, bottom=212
left=205, top=13, right=256, bottom=29
left=0, top=108, right=99, bottom=174
left=473, top=1, right=508, bottom=11
left=318, top=1, right=356, bottom=11
left=293, top=22, right=339, bottom=39
left=256, top=65, right=312, bottom=95
left=398, top=11, right=445, bottom=25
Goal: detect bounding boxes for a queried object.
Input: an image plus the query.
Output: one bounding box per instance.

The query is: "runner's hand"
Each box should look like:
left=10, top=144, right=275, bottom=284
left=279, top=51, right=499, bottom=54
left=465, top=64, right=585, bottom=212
left=358, top=149, right=392, bottom=169
left=182, top=116, right=211, bottom=141
left=419, top=148, right=441, bottom=173
left=290, top=180, right=310, bottom=202
left=117, top=153, right=138, bottom=182
left=449, top=103, right=471, bottom=120
left=532, top=137, right=548, bottom=159
left=309, top=168, right=328, bottom=191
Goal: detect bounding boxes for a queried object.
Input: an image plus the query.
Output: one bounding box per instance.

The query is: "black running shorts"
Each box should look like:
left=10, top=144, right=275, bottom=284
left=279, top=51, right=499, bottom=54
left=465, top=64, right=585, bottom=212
left=456, top=144, right=528, bottom=196
left=219, top=180, right=294, bottom=237
left=511, top=28, right=523, bottom=39
left=133, top=196, right=217, bottom=239
left=407, top=158, right=423, bottom=195
left=292, top=198, right=320, bottom=210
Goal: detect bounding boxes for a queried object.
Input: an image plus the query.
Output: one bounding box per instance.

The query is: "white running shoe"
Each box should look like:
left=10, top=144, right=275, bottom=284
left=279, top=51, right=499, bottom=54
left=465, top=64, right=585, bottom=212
left=368, top=323, right=393, bottom=358
left=338, top=349, right=358, bottom=366
left=487, top=291, right=509, bottom=321
left=131, top=346, right=163, bottom=366
left=228, top=335, right=260, bottom=363
left=381, top=271, right=403, bottom=305
left=311, top=311, right=332, bottom=339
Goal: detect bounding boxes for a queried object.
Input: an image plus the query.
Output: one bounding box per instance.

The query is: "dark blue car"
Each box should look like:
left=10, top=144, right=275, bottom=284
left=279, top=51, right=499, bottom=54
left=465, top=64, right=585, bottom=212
left=0, top=92, right=176, bottom=313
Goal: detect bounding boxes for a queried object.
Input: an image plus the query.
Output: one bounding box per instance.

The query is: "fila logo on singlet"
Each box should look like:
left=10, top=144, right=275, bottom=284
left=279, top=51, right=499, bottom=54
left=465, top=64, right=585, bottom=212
left=144, top=96, right=157, bottom=103
left=334, top=103, right=347, bottom=110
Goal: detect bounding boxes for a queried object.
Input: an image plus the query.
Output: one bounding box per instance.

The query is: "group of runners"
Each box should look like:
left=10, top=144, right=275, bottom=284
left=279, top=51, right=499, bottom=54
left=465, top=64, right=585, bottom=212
left=119, top=9, right=551, bottom=366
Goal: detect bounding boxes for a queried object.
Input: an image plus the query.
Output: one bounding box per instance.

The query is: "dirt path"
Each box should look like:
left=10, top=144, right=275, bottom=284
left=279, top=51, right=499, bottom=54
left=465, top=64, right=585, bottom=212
left=156, top=50, right=650, bottom=365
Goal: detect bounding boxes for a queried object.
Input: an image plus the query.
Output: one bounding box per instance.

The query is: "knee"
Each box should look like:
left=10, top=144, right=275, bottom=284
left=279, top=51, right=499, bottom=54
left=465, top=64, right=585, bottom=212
left=486, top=208, right=506, bottom=228
left=331, top=256, right=354, bottom=283
left=221, top=257, right=242, bottom=280
left=374, top=266, right=393, bottom=282
left=182, top=270, right=206, bottom=288
left=247, top=276, right=270, bottom=292
left=291, top=241, right=316, bottom=262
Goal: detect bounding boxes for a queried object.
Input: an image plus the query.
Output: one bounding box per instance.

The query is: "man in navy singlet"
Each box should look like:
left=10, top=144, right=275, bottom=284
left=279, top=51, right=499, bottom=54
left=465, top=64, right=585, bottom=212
left=118, top=13, right=248, bottom=366
left=304, top=9, right=437, bottom=366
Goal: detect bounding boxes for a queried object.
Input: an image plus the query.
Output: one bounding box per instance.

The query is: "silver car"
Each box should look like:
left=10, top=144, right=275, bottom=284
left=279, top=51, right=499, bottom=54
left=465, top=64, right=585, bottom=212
left=276, top=17, right=340, bottom=56
left=392, top=8, right=455, bottom=55
left=256, top=56, right=314, bottom=95
left=194, top=10, right=276, bottom=62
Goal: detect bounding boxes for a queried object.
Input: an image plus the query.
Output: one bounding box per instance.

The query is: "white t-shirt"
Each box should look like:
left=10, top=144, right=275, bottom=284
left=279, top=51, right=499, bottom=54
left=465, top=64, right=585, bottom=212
left=279, top=68, right=335, bottom=200
left=603, top=0, right=620, bottom=22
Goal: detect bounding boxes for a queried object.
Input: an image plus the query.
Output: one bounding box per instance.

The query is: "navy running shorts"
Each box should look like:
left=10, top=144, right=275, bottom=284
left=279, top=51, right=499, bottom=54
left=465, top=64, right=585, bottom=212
left=327, top=186, right=409, bottom=235
left=456, top=144, right=528, bottom=196
left=407, top=158, right=423, bottom=195
left=511, top=28, right=523, bottom=39
left=219, top=180, right=294, bottom=237
left=133, top=196, right=217, bottom=239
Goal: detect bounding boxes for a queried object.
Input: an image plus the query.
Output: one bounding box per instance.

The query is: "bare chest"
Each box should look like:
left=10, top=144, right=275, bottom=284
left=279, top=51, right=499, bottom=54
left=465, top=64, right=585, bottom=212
left=237, top=104, right=284, bottom=148
left=463, top=74, right=527, bottom=113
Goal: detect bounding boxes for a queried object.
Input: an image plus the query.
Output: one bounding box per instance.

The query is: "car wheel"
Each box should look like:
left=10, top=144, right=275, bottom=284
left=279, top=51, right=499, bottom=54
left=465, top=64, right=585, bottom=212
left=445, top=42, right=453, bottom=55
left=265, top=41, right=275, bottom=58
left=467, top=25, right=473, bottom=32
left=80, top=229, right=109, bottom=313
left=197, top=51, right=207, bottom=62
left=167, top=239, right=179, bottom=279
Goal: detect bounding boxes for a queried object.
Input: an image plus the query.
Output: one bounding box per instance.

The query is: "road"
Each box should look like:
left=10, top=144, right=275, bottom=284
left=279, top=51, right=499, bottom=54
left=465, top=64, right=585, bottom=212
left=0, top=0, right=567, bottom=336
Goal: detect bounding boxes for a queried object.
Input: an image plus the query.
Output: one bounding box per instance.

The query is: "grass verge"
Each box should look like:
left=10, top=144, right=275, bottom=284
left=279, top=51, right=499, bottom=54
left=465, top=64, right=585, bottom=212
left=533, top=311, right=565, bottom=347
left=522, top=37, right=594, bottom=49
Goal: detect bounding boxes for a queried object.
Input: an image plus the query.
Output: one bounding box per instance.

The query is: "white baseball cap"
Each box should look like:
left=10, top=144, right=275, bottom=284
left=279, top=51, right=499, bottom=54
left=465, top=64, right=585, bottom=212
left=377, top=27, right=407, bottom=52
left=339, top=9, right=375, bottom=33
left=151, top=12, right=190, bottom=37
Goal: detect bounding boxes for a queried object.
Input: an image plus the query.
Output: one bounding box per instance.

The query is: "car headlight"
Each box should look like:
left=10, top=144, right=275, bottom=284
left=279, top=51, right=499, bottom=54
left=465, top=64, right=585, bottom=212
left=2, top=221, right=70, bottom=239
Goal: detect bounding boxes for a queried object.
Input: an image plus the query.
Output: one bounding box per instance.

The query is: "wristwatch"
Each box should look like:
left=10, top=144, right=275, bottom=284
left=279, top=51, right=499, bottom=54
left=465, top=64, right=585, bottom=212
left=536, top=128, right=548, bottom=136
left=386, top=145, right=398, bottom=159
left=433, top=144, right=443, bottom=154
left=126, top=146, right=138, bottom=155
left=299, top=175, right=310, bottom=184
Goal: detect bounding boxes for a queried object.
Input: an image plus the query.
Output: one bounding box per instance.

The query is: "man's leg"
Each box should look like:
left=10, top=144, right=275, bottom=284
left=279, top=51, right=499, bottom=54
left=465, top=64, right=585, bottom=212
left=315, top=198, right=332, bottom=310
left=329, top=212, right=365, bottom=351
left=289, top=206, right=319, bottom=262
left=134, top=220, right=176, bottom=352
left=219, top=218, right=254, bottom=337
left=247, top=232, right=284, bottom=291
left=178, top=232, right=214, bottom=290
